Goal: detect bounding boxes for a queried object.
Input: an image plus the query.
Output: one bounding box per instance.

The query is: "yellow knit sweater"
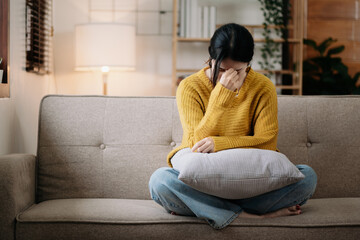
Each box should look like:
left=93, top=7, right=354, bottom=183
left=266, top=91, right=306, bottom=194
left=166, top=66, right=280, bottom=167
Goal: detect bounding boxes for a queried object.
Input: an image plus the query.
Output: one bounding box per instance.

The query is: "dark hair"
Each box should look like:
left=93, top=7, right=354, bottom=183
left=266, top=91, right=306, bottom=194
left=207, top=23, right=254, bottom=87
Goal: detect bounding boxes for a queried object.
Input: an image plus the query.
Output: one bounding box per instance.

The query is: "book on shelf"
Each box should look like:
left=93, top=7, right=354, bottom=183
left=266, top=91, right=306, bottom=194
left=178, top=0, right=216, bottom=39
left=196, top=6, right=202, bottom=38
left=180, top=0, right=185, bottom=37
left=190, top=0, right=198, bottom=38
left=202, top=6, right=209, bottom=38
left=209, top=6, right=216, bottom=37
left=185, top=0, right=191, bottom=38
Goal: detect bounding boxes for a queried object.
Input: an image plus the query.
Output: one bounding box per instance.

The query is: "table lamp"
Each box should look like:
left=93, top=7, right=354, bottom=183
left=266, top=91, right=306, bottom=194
left=75, top=23, right=136, bottom=95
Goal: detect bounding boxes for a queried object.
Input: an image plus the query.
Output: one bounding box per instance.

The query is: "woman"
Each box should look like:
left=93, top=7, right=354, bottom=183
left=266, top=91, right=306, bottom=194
left=149, top=23, right=317, bottom=230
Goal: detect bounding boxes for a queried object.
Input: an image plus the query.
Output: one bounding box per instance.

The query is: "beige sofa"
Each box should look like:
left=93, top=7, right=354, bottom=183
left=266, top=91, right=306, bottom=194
left=1, top=94, right=360, bottom=240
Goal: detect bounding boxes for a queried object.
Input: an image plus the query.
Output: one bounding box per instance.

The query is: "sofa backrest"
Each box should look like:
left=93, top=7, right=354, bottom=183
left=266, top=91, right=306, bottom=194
left=36, top=95, right=360, bottom=202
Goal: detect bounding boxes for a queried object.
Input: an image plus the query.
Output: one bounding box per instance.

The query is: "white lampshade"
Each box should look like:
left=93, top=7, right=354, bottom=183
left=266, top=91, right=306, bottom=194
left=75, top=23, right=136, bottom=71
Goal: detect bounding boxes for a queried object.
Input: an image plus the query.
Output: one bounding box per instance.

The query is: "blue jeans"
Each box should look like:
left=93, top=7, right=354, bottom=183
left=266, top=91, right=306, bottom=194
left=149, top=165, right=317, bottom=230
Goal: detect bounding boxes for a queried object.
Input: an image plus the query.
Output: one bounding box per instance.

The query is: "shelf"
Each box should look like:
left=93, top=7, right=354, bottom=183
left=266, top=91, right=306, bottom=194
left=176, top=69, right=199, bottom=73
left=275, top=85, right=301, bottom=90
left=241, top=24, right=294, bottom=30
left=172, top=0, right=305, bottom=96
left=255, top=70, right=296, bottom=75
left=254, top=38, right=301, bottom=43
left=177, top=23, right=295, bottom=30
left=177, top=37, right=301, bottom=43
left=177, top=38, right=210, bottom=42
left=176, top=69, right=296, bottom=75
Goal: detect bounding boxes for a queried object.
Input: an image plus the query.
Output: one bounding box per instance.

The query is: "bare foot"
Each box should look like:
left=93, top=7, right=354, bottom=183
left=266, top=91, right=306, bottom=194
left=264, top=205, right=301, bottom=218
left=238, top=205, right=301, bottom=219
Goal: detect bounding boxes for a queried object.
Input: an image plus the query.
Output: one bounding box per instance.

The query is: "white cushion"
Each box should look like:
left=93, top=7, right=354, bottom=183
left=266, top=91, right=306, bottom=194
left=171, top=148, right=305, bottom=199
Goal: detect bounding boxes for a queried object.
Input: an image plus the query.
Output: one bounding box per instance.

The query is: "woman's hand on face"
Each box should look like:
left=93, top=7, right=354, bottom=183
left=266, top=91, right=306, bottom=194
left=219, top=68, right=246, bottom=92
left=191, top=137, right=215, bottom=153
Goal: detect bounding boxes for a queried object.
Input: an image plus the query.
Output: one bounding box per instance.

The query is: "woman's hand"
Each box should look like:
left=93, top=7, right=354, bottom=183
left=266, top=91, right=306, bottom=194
left=191, top=137, right=215, bottom=153
left=219, top=68, right=247, bottom=92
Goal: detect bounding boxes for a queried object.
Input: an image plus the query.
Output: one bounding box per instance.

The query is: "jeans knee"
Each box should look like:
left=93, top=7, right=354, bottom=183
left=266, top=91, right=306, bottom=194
left=299, top=165, right=317, bottom=184
left=149, top=167, right=177, bottom=197
left=297, top=164, right=318, bottom=197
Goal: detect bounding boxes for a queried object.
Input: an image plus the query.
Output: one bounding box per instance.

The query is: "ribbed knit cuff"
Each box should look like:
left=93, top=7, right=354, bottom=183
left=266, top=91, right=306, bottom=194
left=209, top=82, right=237, bottom=108
left=210, top=136, right=231, bottom=152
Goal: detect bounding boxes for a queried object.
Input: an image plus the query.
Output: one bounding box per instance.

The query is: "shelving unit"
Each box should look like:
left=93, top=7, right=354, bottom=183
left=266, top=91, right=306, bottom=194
left=0, top=0, right=9, bottom=98
left=171, top=0, right=305, bottom=96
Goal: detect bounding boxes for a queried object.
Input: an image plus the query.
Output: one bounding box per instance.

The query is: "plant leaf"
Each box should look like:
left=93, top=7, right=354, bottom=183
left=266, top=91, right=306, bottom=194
left=333, top=62, right=348, bottom=76
left=303, top=38, right=317, bottom=50
left=318, top=37, right=337, bottom=56
left=354, top=72, right=360, bottom=80
left=323, top=76, right=336, bottom=83
left=303, top=60, right=319, bottom=72
left=327, top=45, right=345, bottom=56
left=352, top=72, right=360, bottom=84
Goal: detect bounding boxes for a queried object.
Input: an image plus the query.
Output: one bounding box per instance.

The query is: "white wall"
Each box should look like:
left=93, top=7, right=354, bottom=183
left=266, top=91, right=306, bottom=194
left=0, top=0, right=56, bottom=155
left=52, top=0, right=267, bottom=97
left=53, top=0, right=174, bottom=96
left=0, top=99, right=15, bottom=154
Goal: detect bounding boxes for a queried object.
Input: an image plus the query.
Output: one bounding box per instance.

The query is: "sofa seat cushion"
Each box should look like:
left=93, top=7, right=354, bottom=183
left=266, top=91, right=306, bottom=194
left=16, top=198, right=360, bottom=240
left=17, top=198, right=202, bottom=224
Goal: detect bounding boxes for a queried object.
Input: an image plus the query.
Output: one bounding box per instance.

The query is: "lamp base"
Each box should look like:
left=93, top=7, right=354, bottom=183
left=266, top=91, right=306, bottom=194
left=102, top=73, right=108, bottom=95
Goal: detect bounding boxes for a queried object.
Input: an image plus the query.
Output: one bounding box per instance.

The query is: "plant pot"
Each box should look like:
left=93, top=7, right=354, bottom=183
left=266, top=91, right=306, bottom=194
left=0, top=70, right=3, bottom=83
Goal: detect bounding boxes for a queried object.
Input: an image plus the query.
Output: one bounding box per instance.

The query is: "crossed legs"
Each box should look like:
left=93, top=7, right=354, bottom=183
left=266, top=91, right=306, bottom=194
left=149, top=165, right=317, bottom=229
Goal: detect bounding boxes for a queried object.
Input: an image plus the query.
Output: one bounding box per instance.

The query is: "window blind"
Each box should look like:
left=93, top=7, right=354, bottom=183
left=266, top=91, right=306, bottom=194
left=25, top=0, right=52, bottom=74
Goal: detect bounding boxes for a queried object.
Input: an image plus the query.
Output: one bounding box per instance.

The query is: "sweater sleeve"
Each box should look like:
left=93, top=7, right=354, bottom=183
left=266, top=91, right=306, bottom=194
left=210, top=88, right=279, bottom=152
left=177, top=80, right=237, bottom=148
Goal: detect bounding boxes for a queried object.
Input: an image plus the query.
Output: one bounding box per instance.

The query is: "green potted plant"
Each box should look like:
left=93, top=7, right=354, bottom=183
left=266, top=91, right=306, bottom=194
left=258, top=0, right=291, bottom=76
left=303, top=37, right=360, bottom=95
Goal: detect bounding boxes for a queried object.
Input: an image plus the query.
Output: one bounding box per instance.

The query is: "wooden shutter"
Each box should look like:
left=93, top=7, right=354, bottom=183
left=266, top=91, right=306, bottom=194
left=25, top=0, right=52, bottom=74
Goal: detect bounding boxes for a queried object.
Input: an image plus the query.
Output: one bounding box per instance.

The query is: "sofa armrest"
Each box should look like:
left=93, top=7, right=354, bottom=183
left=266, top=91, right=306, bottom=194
left=0, top=154, right=36, bottom=240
